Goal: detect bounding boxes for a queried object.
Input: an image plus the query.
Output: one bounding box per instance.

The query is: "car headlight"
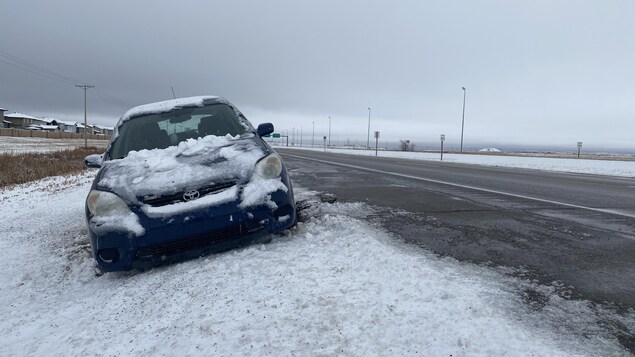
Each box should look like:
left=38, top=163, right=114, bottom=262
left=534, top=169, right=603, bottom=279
left=87, top=190, right=132, bottom=216
left=255, top=153, right=283, bottom=179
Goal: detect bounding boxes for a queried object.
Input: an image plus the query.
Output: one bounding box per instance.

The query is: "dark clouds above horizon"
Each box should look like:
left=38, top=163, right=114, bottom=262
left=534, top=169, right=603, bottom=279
left=1, top=0, right=634, bottom=149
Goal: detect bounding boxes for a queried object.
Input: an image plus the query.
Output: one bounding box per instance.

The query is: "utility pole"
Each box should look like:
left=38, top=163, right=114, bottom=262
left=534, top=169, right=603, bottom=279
left=76, top=84, right=94, bottom=148
left=312, top=121, right=315, bottom=148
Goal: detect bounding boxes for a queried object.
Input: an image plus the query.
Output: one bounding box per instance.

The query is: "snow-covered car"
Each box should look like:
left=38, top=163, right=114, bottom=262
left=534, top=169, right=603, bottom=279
left=84, top=96, right=296, bottom=272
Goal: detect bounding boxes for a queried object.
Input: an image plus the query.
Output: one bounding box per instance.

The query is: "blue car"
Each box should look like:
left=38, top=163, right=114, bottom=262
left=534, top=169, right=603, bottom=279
left=84, top=96, right=296, bottom=272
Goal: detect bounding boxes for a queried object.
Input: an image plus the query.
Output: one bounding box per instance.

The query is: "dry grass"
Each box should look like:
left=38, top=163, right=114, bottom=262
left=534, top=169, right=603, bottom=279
left=0, top=147, right=104, bottom=188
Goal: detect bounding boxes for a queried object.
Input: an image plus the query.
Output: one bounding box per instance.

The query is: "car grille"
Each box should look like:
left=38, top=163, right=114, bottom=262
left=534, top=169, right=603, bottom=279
left=142, top=181, right=237, bottom=207
left=134, top=221, right=265, bottom=259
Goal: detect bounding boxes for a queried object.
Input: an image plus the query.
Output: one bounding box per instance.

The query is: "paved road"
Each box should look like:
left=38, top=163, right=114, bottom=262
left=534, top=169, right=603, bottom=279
left=279, top=149, right=635, bottom=313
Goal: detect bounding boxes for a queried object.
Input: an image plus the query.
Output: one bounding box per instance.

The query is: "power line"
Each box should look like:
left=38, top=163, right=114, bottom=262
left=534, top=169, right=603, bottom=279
left=92, top=88, right=132, bottom=108
left=0, top=58, right=77, bottom=86
left=0, top=49, right=84, bottom=85
left=0, top=48, right=132, bottom=109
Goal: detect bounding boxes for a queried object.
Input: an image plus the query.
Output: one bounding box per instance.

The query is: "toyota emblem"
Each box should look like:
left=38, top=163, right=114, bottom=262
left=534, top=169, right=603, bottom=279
left=183, top=190, right=200, bottom=201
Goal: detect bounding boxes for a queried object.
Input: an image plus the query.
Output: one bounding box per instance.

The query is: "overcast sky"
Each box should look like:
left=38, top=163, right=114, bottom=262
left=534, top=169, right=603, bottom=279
left=1, top=0, right=634, bottom=151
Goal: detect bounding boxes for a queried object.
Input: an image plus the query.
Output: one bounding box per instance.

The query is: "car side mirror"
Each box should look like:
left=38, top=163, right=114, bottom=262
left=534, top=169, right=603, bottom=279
left=85, top=154, right=103, bottom=168
left=256, top=123, right=274, bottom=137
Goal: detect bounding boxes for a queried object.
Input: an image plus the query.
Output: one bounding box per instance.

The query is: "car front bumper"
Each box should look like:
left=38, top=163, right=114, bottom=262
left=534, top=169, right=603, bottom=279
left=87, top=189, right=295, bottom=272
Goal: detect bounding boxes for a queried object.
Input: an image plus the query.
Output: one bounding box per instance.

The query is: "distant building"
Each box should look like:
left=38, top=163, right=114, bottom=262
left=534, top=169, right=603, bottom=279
left=2, top=111, right=112, bottom=136
left=0, top=107, right=8, bottom=128
left=4, top=112, right=47, bottom=129
left=42, top=117, right=78, bottom=133
left=94, top=124, right=114, bottom=136
left=76, top=122, right=87, bottom=134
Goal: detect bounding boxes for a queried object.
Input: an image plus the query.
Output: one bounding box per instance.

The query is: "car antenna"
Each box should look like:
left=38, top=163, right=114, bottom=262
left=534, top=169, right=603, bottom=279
left=171, top=86, right=176, bottom=99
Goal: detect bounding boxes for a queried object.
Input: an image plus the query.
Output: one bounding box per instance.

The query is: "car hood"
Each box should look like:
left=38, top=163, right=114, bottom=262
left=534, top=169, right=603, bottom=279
left=96, top=135, right=267, bottom=205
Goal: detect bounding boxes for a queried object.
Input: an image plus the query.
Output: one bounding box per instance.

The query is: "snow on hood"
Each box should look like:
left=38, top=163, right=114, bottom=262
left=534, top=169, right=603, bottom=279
left=98, top=135, right=266, bottom=205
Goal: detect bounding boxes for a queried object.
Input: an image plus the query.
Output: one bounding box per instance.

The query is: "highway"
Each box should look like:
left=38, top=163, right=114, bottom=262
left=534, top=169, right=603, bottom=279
left=279, top=148, right=635, bottom=312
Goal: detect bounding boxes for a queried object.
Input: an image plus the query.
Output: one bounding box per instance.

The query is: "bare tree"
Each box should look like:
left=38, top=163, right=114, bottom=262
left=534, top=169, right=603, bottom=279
left=399, top=140, right=415, bottom=151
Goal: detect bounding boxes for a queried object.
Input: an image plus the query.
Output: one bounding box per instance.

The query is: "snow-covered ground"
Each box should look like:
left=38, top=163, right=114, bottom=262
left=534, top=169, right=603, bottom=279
left=279, top=146, right=635, bottom=178
left=0, top=136, right=108, bottom=153
left=4, top=136, right=634, bottom=178
left=1, top=172, right=632, bottom=356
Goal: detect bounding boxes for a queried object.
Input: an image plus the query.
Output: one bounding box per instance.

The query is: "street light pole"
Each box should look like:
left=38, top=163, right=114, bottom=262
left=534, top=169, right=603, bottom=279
left=328, top=116, right=331, bottom=148
left=367, top=107, right=371, bottom=149
left=460, top=86, right=466, bottom=153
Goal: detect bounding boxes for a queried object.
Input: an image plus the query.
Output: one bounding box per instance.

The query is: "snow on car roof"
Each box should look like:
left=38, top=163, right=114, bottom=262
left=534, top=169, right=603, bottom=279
left=120, top=96, right=224, bottom=122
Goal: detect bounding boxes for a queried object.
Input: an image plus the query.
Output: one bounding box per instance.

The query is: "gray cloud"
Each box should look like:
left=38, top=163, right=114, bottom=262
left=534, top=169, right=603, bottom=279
left=1, top=0, right=634, bottom=150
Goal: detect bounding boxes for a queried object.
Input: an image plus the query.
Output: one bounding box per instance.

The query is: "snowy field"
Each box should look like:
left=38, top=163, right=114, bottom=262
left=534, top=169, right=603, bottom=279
left=1, top=172, right=633, bottom=356
left=4, top=136, right=634, bottom=178
left=0, top=136, right=108, bottom=153
left=279, top=146, right=635, bottom=178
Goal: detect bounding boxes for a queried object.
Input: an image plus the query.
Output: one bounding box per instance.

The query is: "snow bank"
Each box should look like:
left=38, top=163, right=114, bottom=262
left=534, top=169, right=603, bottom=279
left=283, top=147, right=635, bottom=177
left=0, top=174, right=631, bottom=356
left=479, top=147, right=502, bottom=152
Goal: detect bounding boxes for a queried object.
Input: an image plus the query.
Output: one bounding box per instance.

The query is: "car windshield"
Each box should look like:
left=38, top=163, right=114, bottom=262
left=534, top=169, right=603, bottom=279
left=109, top=103, right=249, bottom=159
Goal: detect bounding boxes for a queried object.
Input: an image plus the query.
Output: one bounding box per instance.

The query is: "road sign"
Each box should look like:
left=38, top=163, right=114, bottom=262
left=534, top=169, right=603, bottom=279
left=577, top=141, right=583, bottom=148
left=272, top=133, right=281, bottom=138
left=374, top=131, right=380, bottom=139
left=440, top=134, right=445, bottom=161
